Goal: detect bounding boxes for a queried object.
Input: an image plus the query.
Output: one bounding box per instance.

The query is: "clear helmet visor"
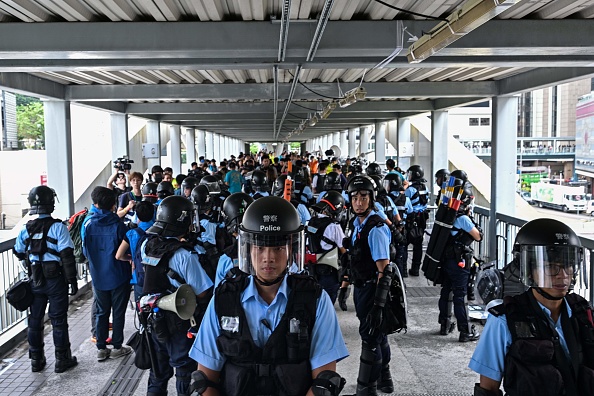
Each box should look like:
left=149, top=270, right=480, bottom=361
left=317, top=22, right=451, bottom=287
left=238, top=229, right=305, bottom=282
left=519, top=245, right=587, bottom=291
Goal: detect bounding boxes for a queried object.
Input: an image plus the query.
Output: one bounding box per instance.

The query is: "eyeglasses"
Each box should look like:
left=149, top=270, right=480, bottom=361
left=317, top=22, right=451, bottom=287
left=544, top=264, right=574, bottom=276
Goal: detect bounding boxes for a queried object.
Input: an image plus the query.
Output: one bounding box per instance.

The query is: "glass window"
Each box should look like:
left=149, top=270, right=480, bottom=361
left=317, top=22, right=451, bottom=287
left=469, top=118, right=479, bottom=126
left=480, top=118, right=490, bottom=126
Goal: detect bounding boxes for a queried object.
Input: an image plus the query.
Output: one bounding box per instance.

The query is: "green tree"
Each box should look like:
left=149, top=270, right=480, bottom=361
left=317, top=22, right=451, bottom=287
left=16, top=102, right=45, bottom=149
left=16, top=93, right=41, bottom=107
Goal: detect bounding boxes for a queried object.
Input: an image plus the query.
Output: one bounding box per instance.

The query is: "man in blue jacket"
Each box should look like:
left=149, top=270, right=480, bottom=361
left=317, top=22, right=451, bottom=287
left=82, top=186, right=132, bottom=362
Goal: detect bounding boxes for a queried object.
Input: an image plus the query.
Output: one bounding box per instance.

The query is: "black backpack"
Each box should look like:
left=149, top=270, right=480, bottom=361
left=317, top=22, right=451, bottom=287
left=306, top=216, right=336, bottom=254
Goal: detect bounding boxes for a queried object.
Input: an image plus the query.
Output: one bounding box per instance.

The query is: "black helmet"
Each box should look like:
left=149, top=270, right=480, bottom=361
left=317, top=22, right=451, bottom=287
left=313, top=190, right=345, bottom=218
left=142, top=182, right=158, bottom=203
left=450, top=169, right=468, bottom=182
left=28, top=185, right=56, bottom=215
left=346, top=175, right=377, bottom=201
left=191, top=185, right=212, bottom=214
left=222, top=192, right=254, bottom=229
left=476, top=266, right=503, bottom=306
left=366, top=163, right=382, bottom=177
left=369, top=175, right=385, bottom=195
left=407, top=165, right=424, bottom=181
left=147, top=195, right=194, bottom=237
left=156, top=181, right=174, bottom=199
left=323, top=172, right=342, bottom=191
left=383, top=173, right=403, bottom=193
left=181, top=176, right=199, bottom=195
left=435, top=168, right=450, bottom=187
left=458, top=181, right=474, bottom=210
left=238, top=196, right=305, bottom=282
left=272, top=174, right=288, bottom=197
left=512, top=218, right=585, bottom=293
left=199, top=175, right=221, bottom=194
left=250, top=170, right=268, bottom=192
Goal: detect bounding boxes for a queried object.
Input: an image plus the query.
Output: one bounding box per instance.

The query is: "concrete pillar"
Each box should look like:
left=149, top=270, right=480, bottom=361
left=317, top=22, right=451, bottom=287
left=387, top=120, right=398, bottom=153
left=360, top=126, right=370, bottom=159
left=185, top=128, right=196, bottom=167
left=398, top=118, right=411, bottom=171
left=333, top=131, right=340, bottom=151
left=348, top=128, right=357, bottom=158
left=44, top=100, right=74, bottom=219
left=205, top=131, right=214, bottom=160
left=169, top=125, right=181, bottom=175
left=374, top=122, right=386, bottom=166
left=110, top=113, right=129, bottom=163
left=146, top=120, right=161, bottom=171
left=197, top=130, right=206, bottom=160
left=489, top=95, right=519, bottom=261
left=340, top=130, right=348, bottom=159
left=431, top=110, right=449, bottom=187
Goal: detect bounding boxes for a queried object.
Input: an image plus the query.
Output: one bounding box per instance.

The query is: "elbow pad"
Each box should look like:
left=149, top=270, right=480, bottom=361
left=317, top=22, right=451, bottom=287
left=311, top=370, right=346, bottom=396
left=473, top=383, right=502, bottom=396
left=12, top=247, right=27, bottom=261
left=374, top=266, right=393, bottom=307
left=60, top=247, right=78, bottom=280
left=189, top=370, right=219, bottom=395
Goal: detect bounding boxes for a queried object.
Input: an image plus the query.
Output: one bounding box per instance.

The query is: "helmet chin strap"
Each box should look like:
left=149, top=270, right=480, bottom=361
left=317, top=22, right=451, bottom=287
left=255, top=268, right=288, bottom=287
left=533, top=287, right=565, bottom=301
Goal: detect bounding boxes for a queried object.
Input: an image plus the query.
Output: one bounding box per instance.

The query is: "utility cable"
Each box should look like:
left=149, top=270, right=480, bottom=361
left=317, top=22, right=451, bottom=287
left=372, top=0, right=446, bottom=21
left=287, top=71, right=341, bottom=100
left=291, top=102, right=318, bottom=111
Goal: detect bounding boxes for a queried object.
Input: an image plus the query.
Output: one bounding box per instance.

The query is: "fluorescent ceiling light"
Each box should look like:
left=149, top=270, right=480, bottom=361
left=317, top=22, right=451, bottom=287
left=339, top=87, right=366, bottom=108
left=406, top=0, right=526, bottom=64
left=320, top=101, right=337, bottom=119
left=308, top=114, right=319, bottom=127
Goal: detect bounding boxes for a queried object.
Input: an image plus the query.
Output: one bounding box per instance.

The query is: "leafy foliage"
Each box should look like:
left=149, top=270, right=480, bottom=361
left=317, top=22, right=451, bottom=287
left=16, top=101, right=45, bottom=149
left=16, top=94, right=40, bottom=107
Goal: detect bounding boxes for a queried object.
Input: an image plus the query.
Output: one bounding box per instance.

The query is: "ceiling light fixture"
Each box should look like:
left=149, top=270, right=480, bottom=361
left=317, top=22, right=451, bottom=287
left=320, top=101, right=337, bottom=119
left=406, top=0, right=526, bottom=64
left=339, top=87, right=367, bottom=108
left=308, top=114, right=319, bottom=127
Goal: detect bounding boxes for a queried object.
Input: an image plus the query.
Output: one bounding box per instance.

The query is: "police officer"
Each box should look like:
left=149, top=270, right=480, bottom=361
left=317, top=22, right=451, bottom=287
left=405, top=165, right=429, bottom=276
left=249, top=169, right=270, bottom=199
left=384, top=173, right=413, bottom=277
left=141, top=195, right=214, bottom=396
left=271, top=174, right=311, bottom=225
left=344, top=175, right=395, bottom=395
left=434, top=168, right=450, bottom=205
left=189, top=196, right=348, bottom=396
left=469, top=218, right=593, bottom=396
left=438, top=178, right=482, bottom=342
left=13, top=186, right=78, bottom=373
left=214, top=192, right=254, bottom=286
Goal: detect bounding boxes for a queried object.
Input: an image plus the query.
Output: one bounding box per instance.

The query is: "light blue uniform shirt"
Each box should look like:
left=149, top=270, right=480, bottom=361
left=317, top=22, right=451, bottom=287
left=351, top=210, right=391, bottom=262
left=296, top=203, right=311, bottom=225
left=452, top=215, right=474, bottom=235
left=141, top=238, right=213, bottom=295
left=389, top=191, right=413, bottom=220
left=469, top=297, right=573, bottom=382
left=214, top=253, right=235, bottom=287
left=190, top=275, right=349, bottom=371
left=14, top=214, right=74, bottom=262
left=199, top=218, right=223, bottom=246
left=405, top=184, right=428, bottom=212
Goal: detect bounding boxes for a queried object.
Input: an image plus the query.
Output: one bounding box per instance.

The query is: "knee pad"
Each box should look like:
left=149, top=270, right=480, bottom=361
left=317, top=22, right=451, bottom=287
left=51, top=315, right=68, bottom=331
left=311, top=370, right=346, bottom=396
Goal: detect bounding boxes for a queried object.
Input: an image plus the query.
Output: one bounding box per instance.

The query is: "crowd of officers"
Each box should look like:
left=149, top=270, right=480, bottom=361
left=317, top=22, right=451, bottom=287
left=11, top=149, right=594, bottom=396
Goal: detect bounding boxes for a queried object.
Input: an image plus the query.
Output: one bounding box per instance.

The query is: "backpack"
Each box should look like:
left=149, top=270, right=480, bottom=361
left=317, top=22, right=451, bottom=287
left=306, top=216, right=337, bottom=255
left=67, top=208, right=91, bottom=264
left=132, top=228, right=150, bottom=288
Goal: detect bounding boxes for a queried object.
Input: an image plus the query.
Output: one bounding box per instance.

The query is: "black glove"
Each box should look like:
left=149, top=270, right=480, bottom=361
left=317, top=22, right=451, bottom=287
left=338, top=286, right=350, bottom=311
left=389, top=224, right=406, bottom=245
left=366, top=305, right=383, bottom=331
left=68, top=279, right=78, bottom=296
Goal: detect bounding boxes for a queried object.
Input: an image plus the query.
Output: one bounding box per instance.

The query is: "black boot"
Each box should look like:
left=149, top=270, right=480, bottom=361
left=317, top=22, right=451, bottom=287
left=439, top=318, right=456, bottom=336
left=356, top=381, right=377, bottom=396
left=409, top=265, right=420, bottom=276
left=377, top=365, right=394, bottom=393
left=55, top=348, right=78, bottom=373
left=459, top=324, right=480, bottom=342
left=30, top=351, right=46, bottom=373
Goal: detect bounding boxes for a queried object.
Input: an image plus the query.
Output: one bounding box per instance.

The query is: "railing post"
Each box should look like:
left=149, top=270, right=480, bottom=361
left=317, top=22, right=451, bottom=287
left=1, top=213, right=5, bottom=229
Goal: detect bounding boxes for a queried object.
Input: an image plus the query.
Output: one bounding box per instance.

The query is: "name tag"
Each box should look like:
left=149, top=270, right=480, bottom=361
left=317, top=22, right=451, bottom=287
left=221, top=316, right=240, bottom=333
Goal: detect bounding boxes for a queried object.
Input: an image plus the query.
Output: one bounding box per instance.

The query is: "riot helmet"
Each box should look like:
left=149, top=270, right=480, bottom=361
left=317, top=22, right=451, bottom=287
left=142, top=182, right=159, bottom=203
left=191, top=185, right=212, bottom=214
left=323, top=172, right=343, bottom=191
left=272, top=174, right=288, bottom=197
left=366, top=163, right=382, bottom=177
left=147, top=195, right=194, bottom=237
left=435, top=168, right=450, bottom=187
left=450, top=169, right=468, bottom=182
left=407, top=165, right=424, bottom=181
left=200, top=175, right=221, bottom=194
left=238, top=196, right=305, bottom=285
left=28, top=185, right=56, bottom=215
left=457, top=180, right=475, bottom=211
left=475, top=265, right=503, bottom=306
left=250, top=170, right=268, bottom=192
left=369, top=175, right=385, bottom=195
left=383, top=173, right=403, bottom=193
left=156, top=181, right=174, bottom=199
left=312, top=190, right=345, bottom=219
left=512, top=218, right=586, bottom=299
left=181, top=176, right=199, bottom=197
left=346, top=175, right=377, bottom=217
left=222, top=192, right=254, bottom=234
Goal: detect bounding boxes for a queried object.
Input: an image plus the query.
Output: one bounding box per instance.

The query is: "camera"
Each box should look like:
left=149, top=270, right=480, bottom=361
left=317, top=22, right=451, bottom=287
left=114, top=155, right=134, bottom=171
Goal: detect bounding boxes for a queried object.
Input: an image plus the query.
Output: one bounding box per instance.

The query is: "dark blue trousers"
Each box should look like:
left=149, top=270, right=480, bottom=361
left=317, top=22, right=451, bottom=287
left=94, top=282, right=130, bottom=349
left=438, top=258, right=470, bottom=332
left=28, top=277, right=70, bottom=353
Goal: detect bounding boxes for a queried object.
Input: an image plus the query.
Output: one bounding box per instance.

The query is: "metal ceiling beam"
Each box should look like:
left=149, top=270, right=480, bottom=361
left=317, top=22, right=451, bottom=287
left=0, top=20, right=592, bottom=68
left=0, top=72, right=65, bottom=99
left=67, top=81, right=496, bottom=101
left=498, top=67, right=594, bottom=95
left=157, top=112, right=400, bottom=121
left=128, top=101, right=433, bottom=115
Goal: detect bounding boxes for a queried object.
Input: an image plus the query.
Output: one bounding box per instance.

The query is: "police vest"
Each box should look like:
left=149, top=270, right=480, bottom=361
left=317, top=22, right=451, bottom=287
left=376, top=192, right=395, bottom=223
left=315, top=174, right=326, bottom=193
left=306, top=216, right=340, bottom=270
left=489, top=291, right=594, bottom=396
left=24, top=217, right=62, bottom=259
left=443, top=214, right=475, bottom=261
left=214, top=273, right=321, bottom=396
left=410, top=180, right=429, bottom=208
left=346, top=214, right=384, bottom=283
left=142, top=235, right=195, bottom=294
left=391, top=193, right=407, bottom=221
